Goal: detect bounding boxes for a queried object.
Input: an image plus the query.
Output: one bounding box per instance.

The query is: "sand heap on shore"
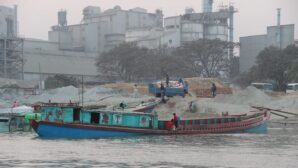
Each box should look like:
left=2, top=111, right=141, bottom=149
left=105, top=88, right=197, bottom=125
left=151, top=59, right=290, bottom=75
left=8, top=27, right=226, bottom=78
left=1, top=78, right=298, bottom=118
left=184, top=77, right=226, bottom=93
left=102, top=82, right=148, bottom=95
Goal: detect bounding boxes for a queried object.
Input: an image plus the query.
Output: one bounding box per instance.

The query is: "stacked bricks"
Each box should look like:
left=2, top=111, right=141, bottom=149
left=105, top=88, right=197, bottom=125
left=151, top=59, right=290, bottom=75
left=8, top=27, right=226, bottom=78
left=196, top=88, right=233, bottom=98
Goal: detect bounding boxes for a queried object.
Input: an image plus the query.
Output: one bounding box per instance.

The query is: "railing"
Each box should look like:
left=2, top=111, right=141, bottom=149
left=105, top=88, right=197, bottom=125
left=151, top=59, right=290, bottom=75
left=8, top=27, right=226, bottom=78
left=159, top=112, right=264, bottom=130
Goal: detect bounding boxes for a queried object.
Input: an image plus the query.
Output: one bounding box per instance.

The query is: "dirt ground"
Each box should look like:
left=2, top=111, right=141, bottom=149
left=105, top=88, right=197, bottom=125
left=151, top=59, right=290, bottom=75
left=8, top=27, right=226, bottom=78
left=102, top=77, right=230, bottom=97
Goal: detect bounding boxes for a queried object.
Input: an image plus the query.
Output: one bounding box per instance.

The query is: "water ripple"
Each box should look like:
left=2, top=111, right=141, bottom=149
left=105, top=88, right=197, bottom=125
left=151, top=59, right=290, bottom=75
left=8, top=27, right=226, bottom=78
left=0, top=128, right=298, bottom=168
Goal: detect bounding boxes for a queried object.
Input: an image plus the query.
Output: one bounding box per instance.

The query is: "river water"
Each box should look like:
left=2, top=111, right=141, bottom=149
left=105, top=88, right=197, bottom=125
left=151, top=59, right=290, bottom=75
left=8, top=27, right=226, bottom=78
left=0, top=127, right=298, bottom=168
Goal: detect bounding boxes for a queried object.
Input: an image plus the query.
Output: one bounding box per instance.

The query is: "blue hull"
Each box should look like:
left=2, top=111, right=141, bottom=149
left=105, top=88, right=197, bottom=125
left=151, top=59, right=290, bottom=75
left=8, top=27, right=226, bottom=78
left=36, top=123, right=144, bottom=139
left=34, top=121, right=268, bottom=139
left=229, top=122, right=267, bottom=134
left=31, top=111, right=269, bottom=139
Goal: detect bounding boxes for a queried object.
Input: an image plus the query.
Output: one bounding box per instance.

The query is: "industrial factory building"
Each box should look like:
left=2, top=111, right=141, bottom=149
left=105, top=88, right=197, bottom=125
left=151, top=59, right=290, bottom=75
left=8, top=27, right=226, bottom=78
left=0, top=5, right=98, bottom=83
left=0, top=5, right=24, bottom=79
left=48, top=6, right=163, bottom=52
left=1, top=0, right=238, bottom=84
left=239, top=9, right=295, bottom=73
left=164, top=3, right=235, bottom=43
left=132, top=0, right=236, bottom=55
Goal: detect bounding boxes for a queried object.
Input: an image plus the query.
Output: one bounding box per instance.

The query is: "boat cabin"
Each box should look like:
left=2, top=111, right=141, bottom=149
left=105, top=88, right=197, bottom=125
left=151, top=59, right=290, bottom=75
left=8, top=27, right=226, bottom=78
left=40, top=104, right=159, bottom=129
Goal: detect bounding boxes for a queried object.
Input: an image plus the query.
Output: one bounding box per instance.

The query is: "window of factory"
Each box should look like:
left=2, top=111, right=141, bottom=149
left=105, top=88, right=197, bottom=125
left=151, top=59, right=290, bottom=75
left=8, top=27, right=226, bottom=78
left=166, top=25, right=175, bottom=29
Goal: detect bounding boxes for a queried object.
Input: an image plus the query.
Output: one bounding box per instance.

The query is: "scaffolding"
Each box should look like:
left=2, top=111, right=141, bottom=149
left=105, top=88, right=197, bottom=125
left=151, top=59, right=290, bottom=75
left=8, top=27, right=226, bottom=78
left=0, top=36, right=24, bottom=79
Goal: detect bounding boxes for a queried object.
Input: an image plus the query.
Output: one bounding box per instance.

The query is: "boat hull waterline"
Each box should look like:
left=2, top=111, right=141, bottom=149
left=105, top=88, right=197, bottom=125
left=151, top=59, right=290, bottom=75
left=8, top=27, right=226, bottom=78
left=31, top=115, right=269, bottom=139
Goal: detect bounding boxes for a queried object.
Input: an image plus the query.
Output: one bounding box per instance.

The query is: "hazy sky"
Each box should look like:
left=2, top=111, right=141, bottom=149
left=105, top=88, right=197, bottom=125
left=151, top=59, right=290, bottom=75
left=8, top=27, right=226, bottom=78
left=1, top=0, right=298, bottom=42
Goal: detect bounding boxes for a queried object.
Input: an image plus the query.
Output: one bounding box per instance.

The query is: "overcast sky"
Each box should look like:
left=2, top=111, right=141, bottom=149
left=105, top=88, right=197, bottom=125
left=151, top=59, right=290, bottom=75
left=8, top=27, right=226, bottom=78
left=1, top=0, right=298, bottom=42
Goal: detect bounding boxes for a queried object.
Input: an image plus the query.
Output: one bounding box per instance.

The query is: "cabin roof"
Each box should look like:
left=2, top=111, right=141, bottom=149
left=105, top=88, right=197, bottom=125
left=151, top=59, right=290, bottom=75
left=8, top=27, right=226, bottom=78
left=82, top=109, right=155, bottom=116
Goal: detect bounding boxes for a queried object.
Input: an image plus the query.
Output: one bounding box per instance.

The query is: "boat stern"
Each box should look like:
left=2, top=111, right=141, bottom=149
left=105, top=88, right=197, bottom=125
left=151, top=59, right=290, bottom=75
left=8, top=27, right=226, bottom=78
left=29, top=119, right=39, bottom=132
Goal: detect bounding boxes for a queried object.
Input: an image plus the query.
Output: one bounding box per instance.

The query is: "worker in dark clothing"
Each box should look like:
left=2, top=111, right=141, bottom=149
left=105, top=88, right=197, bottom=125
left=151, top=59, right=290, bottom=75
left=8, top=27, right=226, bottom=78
left=119, top=101, right=126, bottom=110
left=160, top=83, right=166, bottom=103
left=178, top=78, right=183, bottom=84
left=211, top=83, right=217, bottom=98
left=172, top=113, right=179, bottom=130
left=166, top=74, right=169, bottom=87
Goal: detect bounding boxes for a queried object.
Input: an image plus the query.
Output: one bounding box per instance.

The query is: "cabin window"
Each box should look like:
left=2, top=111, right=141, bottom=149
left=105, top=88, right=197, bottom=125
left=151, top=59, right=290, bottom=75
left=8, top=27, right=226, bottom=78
left=0, top=118, right=9, bottom=122
left=73, top=108, right=80, bottom=122
left=91, top=112, right=100, bottom=124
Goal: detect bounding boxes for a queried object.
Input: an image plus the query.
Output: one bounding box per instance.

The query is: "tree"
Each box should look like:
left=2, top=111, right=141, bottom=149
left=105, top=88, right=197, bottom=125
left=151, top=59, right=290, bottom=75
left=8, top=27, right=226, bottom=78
left=96, top=42, right=150, bottom=82
left=246, top=45, right=298, bottom=91
left=288, top=59, right=298, bottom=82
left=254, top=46, right=285, bottom=90
left=283, top=45, right=298, bottom=82
left=150, top=47, right=195, bottom=80
left=96, top=40, right=236, bottom=82
left=175, top=39, right=234, bottom=77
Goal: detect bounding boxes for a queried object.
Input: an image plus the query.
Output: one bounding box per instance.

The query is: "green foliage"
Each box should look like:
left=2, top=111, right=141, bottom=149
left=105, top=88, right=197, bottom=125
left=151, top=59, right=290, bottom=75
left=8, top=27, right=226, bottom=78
left=242, top=45, right=298, bottom=91
left=288, top=59, right=298, bottom=81
left=284, top=45, right=298, bottom=82
left=45, top=75, right=79, bottom=89
left=96, top=42, right=150, bottom=82
left=255, top=47, right=285, bottom=88
left=175, top=39, right=234, bottom=77
left=96, top=40, right=236, bottom=82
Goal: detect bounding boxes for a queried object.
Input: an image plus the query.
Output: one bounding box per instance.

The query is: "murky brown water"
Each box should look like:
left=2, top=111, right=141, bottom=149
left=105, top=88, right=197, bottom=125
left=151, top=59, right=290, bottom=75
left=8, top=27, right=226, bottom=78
left=0, top=127, right=298, bottom=168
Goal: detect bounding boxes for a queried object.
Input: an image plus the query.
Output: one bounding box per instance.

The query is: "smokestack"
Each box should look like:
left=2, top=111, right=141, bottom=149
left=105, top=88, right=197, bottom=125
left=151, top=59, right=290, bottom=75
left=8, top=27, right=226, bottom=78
left=277, top=8, right=281, bottom=26
left=202, top=0, right=213, bottom=13
left=14, top=4, right=18, bottom=37
left=277, top=8, right=281, bottom=48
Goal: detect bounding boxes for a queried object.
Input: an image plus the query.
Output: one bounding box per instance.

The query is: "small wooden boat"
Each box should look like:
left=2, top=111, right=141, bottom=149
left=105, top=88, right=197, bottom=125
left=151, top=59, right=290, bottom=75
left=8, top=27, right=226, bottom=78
left=30, top=103, right=270, bottom=139
left=112, top=99, right=159, bottom=113
left=0, top=116, right=10, bottom=132
left=0, top=105, right=40, bottom=132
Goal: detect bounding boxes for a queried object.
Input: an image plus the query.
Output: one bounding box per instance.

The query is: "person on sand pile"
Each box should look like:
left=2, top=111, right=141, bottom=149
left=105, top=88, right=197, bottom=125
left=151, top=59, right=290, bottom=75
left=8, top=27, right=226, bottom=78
left=119, top=101, right=126, bottom=110
left=211, top=83, right=217, bottom=98
left=160, top=83, right=166, bottom=103
left=166, top=74, right=169, bottom=87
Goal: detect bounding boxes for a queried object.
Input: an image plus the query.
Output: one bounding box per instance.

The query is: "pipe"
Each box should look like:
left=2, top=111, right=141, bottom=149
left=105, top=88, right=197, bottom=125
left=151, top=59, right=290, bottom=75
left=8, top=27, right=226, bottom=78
left=14, top=5, right=18, bottom=37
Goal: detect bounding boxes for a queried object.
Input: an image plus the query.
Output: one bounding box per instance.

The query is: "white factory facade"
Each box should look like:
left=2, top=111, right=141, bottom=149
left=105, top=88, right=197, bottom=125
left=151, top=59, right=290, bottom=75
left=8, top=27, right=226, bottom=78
left=1, top=0, right=236, bottom=83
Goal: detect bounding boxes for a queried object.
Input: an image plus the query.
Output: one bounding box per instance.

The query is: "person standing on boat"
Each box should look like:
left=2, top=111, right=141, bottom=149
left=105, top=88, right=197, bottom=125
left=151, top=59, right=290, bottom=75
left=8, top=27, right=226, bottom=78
left=211, top=83, right=217, bottom=98
left=133, top=84, right=139, bottom=98
left=172, top=113, right=179, bottom=130
left=166, top=74, right=169, bottom=87
left=11, top=101, right=19, bottom=108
